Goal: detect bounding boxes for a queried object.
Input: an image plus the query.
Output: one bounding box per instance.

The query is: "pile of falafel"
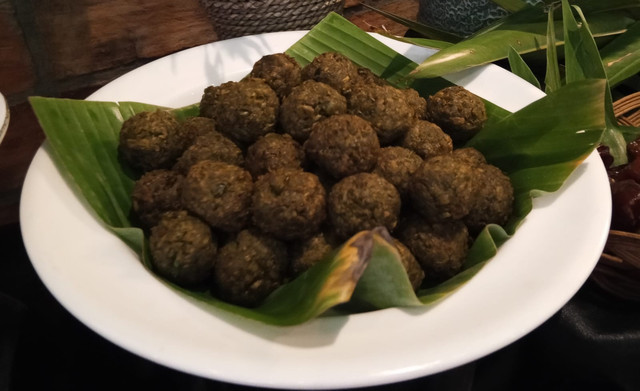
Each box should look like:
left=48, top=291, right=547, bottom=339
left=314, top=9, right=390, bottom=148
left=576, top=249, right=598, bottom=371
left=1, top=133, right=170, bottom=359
left=118, top=51, right=514, bottom=308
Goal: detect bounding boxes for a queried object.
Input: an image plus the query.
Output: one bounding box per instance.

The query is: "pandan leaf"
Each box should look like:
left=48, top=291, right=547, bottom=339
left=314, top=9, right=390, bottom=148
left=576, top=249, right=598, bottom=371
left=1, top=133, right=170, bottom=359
left=411, top=8, right=635, bottom=78
left=544, top=3, right=562, bottom=93
left=490, top=0, right=530, bottom=13
left=600, top=21, right=640, bottom=88
left=562, top=0, right=629, bottom=165
left=508, top=46, right=542, bottom=89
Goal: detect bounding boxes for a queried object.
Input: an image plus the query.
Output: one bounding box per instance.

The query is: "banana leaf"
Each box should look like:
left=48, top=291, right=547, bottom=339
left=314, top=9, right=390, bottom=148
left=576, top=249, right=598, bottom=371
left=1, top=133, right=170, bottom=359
left=378, top=34, right=455, bottom=50
left=29, top=13, right=607, bottom=326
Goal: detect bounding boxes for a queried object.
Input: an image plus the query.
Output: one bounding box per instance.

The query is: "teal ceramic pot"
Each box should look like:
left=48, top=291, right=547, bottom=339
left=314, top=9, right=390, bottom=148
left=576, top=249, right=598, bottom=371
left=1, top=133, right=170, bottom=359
left=418, top=0, right=543, bottom=37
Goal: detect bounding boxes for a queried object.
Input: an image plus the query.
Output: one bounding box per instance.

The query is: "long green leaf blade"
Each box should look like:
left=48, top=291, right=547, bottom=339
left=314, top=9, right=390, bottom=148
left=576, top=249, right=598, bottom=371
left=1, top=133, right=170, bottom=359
left=490, top=0, right=529, bottom=13
left=508, top=46, right=542, bottom=89
left=412, top=10, right=634, bottom=78
left=572, top=0, right=640, bottom=14
left=467, top=79, right=606, bottom=173
left=563, top=1, right=629, bottom=165
left=600, top=21, right=640, bottom=87
left=361, top=3, right=463, bottom=42
left=377, top=33, right=455, bottom=50
left=544, top=3, right=562, bottom=93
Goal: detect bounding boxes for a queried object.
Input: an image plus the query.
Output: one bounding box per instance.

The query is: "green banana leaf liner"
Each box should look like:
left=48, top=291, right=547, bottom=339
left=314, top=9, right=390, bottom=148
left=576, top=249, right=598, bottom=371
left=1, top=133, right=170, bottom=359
left=29, top=13, right=607, bottom=326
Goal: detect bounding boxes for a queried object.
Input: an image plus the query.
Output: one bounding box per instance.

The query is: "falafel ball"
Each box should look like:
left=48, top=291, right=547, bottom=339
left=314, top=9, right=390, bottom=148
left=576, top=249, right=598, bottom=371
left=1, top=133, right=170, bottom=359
left=131, top=169, right=184, bottom=229
left=398, top=216, right=469, bottom=282
left=249, top=53, right=302, bottom=100
left=410, top=153, right=480, bottom=222
left=179, top=116, right=216, bottom=144
left=173, top=131, right=244, bottom=174
left=373, top=146, right=423, bottom=197
left=452, top=147, right=487, bottom=166
left=252, top=169, right=326, bottom=241
left=289, top=232, right=335, bottom=277
left=399, top=120, right=452, bottom=160
left=427, top=86, right=487, bottom=144
left=245, top=133, right=305, bottom=178
left=304, top=114, right=380, bottom=179
left=149, top=211, right=217, bottom=287
left=393, top=238, right=425, bottom=291
left=199, top=78, right=279, bottom=144
left=328, top=173, right=401, bottom=239
left=301, top=52, right=360, bottom=96
left=464, top=164, right=514, bottom=234
left=181, top=160, right=253, bottom=233
left=199, top=85, right=217, bottom=119
left=403, top=88, right=428, bottom=120
left=348, top=84, right=417, bottom=145
left=355, top=66, right=388, bottom=87
left=118, top=110, right=186, bottom=172
left=213, top=229, right=288, bottom=307
left=279, top=80, right=347, bottom=142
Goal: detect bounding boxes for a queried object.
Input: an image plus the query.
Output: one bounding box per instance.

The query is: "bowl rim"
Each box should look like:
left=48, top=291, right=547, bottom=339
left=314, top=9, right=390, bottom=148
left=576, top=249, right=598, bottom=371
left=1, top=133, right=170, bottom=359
left=0, top=92, right=9, bottom=145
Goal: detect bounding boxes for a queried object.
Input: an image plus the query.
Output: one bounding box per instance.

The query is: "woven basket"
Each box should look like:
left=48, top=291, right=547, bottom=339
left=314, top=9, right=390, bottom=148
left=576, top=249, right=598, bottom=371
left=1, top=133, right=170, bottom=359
left=199, top=0, right=345, bottom=39
left=591, top=92, right=640, bottom=301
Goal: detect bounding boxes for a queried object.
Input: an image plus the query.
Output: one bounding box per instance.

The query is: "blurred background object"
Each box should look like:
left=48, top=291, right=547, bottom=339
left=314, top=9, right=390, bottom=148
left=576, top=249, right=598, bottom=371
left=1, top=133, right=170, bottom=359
left=418, top=0, right=543, bottom=36
left=199, top=0, right=345, bottom=39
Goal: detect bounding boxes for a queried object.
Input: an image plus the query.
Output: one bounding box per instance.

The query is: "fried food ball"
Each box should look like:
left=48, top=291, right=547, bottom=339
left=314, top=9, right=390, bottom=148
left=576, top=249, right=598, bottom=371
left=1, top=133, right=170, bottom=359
left=179, top=116, right=216, bottom=144
left=199, top=85, right=217, bottom=119
left=355, top=66, right=388, bottom=87
left=213, top=229, right=288, bottom=307
left=426, top=86, right=487, bottom=144
left=301, top=52, right=360, bottom=96
left=398, top=216, right=469, bottom=282
left=199, top=77, right=279, bottom=144
left=393, top=238, right=425, bottom=291
left=289, top=232, right=335, bottom=277
left=452, top=147, right=487, bottom=166
left=373, top=146, right=423, bottom=197
left=245, top=133, right=305, bottom=178
left=348, top=83, right=417, bottom=145
left=464, top=164, right=514, bottom=234
left=249, top=53, right=302, bottom=100
left=131, top=169, right=184, bottom=229
left=118, top=110, right=186, bottom=172
left=279, top=80, right=347, bottom=142
left=403, top=88, right=428, bottom=120
left=328, top=173, right=401, bottom=239
left=399, top=120, right=452, bottom=160
left=149, top=211, right=217, bottom=287
left=252, top=169, right=326, bottom=241
left=410, top=153, right=479, bottom=222
left=181, top=160, right=253, bottom=233
left=173, top=131, right=244, bottom=174
left=304, top=114, right=380, bottom=179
